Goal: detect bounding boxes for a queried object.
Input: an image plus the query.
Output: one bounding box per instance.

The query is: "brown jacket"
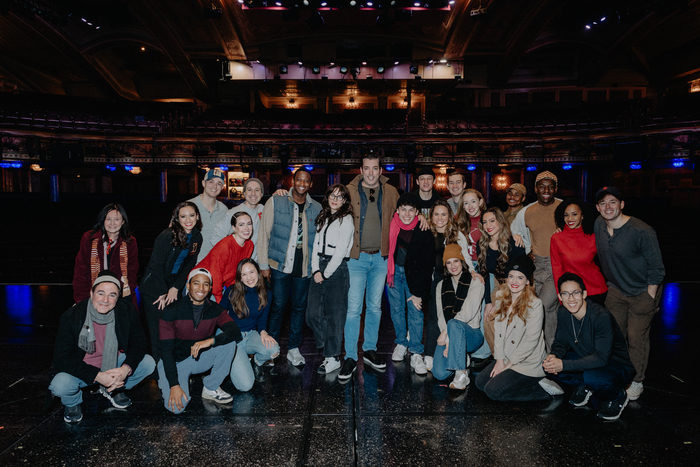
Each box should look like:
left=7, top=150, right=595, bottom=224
left=347, top=173, right=400, bottom=259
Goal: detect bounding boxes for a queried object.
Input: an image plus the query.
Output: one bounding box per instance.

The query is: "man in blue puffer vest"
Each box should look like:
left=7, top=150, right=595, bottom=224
left=258, top=168, right=321, bottom=367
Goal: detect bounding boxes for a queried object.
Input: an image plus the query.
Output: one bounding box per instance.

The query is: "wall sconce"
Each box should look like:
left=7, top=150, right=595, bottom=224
left=493, top=173, right=510, bottom=191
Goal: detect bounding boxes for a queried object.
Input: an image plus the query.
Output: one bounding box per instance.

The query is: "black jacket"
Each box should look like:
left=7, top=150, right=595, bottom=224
left=50, top=298, right=149, bottom=383
left=140, top=228, right=203, bottom=297
left=403, top=226, right=435, bottom=301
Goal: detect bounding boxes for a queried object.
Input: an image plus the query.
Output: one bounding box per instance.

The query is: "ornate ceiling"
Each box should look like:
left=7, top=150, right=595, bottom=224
left=1, top=0, right=699, bottom=102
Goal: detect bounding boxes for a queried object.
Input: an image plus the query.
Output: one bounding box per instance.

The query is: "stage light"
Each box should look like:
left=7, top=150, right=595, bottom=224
left=305, top=165, right=314, bottom=171
left=279, top=65, right=288, bottom=74
left=340, top=66, right=348, bottom=74
left=562, top=164, right=572, bottom=170
left=298, top=61, right=303, bottom=66
left=440, top=59, right=447, bottom=63
left=526, top=165, right=538, bottom=171
left=385, top=165, right=395, bottom=171
left=394, top=61, right=400, bottom=65
left=312, top=66, right=321, bottom=74
left=467, top=165, right=476, bottom=171
left=409, top=65, right=419, bottom=74
left=219, top=165, right=229, bottom=171
left=377, top=66, right=385, bottom=74
left=673, top=160, right=685, bottom=168
left=105, top=165, right=116, bottom=172
left=362, top=61, right=367, bottom=65
left=0, top=161, right=22, bottom=169
left=630, top=163, right=642, bottom=170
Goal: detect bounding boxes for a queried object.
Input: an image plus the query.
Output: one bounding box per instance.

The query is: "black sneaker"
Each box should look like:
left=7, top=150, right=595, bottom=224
left=569, top=386, right=592, bottom=407
left=363, top=350, right=387, bottom=370
left=253, top=361, right=267, bottom=383
left=102, top=388, right=132, bottom=409
left=64, top=404, right=83, bottom=424
left=338, top=358, right=357, bottom=381
left=597, top=394, right=630, bottom=420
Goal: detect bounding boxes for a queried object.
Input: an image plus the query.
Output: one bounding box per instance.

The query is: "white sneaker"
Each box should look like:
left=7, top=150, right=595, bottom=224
left=201, top=386, right=233, bottom=404
left=392, top=344, right=408, bottom=362
left=449, top=370, right=469, bottom=390
left=424, top=355, right=434, bottom=372
left=627, top=381, right=643, bottom=400
left=410, top=354, right=428, bottom=375
left=317, top=357, right=341, bottom=374
left=287, top=348, right=306, bottom=366
left=539, top=378, right=565, bottom=396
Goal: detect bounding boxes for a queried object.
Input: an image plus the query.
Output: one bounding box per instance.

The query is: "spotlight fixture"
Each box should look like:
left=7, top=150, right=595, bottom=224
left=409, top=65, right=419, bottom=74
left=562, top=164, right=572, bottom=170
left=298, top=61, right=303, bottom=66
left=439, top=58, right=447, bottom=63
left=350, top=0, right=356, bottom=5
left=312, top=66, right=321, bottom=74
left=394, top=61, right=400, bottom=65
left=279, top=65, right=288, bottom=74
left=467, top=165, right=476, bottom=171
left=377, top=66, right=385, bottom=74
left=340, top=66, right=348, bottom=74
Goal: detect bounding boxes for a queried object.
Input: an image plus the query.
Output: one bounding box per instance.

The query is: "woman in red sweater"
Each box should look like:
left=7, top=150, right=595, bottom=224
left=550, top=198, right=607, bottom=304
left=73, top=204, right=138, bottom=307
left=456, top=189, right=486, bottom=265
left=195, top=211, right=254, bottom=306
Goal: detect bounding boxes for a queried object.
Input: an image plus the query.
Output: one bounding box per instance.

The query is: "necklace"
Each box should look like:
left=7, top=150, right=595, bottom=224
left=571, top=314, right=585, bottom=344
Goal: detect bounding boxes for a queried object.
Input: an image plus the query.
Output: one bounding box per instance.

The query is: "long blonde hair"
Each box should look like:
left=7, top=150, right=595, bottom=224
left=493, top=281, right=537, bottom=326
left=455, top=188, right=486, bottom=247
left=477, top=207, right=512, bottom=279
left=429, top=199, right=459, bottom=244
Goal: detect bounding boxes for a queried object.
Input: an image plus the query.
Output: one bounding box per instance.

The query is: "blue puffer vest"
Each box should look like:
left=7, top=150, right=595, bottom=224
left=268, top=194, right=321, bottom=276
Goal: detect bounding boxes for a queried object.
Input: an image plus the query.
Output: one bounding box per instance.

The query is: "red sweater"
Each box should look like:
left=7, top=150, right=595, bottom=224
left=195, top=236, right=253, bottom=302
left=73, top=230, right=139, bottom=306
left=467, top=215, right=482, bottom=261
left=550, top=227, right=608, bottom=296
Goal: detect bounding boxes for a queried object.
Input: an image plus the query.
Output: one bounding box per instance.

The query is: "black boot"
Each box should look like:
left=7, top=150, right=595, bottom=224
left=253, top=361, right=267, bottom=383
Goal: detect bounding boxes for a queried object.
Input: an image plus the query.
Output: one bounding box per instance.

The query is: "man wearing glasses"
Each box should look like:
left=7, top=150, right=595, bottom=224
left=339, top=153, right=400, bottom=380
left=543, top=272, right=635, bottom=420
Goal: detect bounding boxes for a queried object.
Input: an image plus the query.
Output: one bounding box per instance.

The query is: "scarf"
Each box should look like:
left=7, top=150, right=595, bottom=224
left=387, top=212, right=419, bottom=287
left=441, top=272, right=471, bottom=321
left=91, top=237, right=129, bottom=296
left=78, top=299, right=119, bottom=372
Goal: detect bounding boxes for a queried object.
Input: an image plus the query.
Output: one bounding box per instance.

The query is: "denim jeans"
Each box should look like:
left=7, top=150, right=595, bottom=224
left=157, top=340, right=236, bottom=414
left=550, top=352, right=635, bottom=402
left=49, top=353, right=156, bottom=408
left=470, top=260, right=491, bottom=360
left=267, top=268, right=310, bottom=350
left=306, top=258, right=349, bottom=358
left=387, top=265, right=424, bottom=355
left=230, top=331, right=280, bottom=392
left=431, top=319, right=484, bottom=381
left=475, top=361, right=550, bottom=402
left=344, top=253, right=388, bottom=361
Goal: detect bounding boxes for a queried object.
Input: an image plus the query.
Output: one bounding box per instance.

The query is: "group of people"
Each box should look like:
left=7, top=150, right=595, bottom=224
left=49, top=154, right=665, bottom=424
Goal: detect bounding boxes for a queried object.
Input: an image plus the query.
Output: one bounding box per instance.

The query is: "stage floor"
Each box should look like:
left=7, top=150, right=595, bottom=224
left=1, top=283, right=699, bottom=466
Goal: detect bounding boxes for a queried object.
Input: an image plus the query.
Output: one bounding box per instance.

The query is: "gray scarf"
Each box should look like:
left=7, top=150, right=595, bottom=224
left=78, top=300, right=118, bottom=372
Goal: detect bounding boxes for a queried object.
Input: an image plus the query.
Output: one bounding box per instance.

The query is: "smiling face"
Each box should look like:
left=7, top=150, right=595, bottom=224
left=178, top=206, right=199, bottom=234
left=397, top=204, right=418, bottom=225
left=535, top=179, right=556, bottom=206
left=90, top=282, right=120, bottom=314
left=240, top=262, right=259, bottom=288
left=558, top=280, right=588, bottom=316
left=293, top=170, right=312, bottom=198
left=243, top=181, right=263, bottom=208
left=482, top=212, right=501, bottom=238
left=431, top=205, right=450, bottom=232
left=447, top=174, right=466, bottom=198
left=596, top=194, right=624, bottom=222
left=103, top=209, right=125, bottom=240
left=187, top=274, right=211, bottom=305
left=360, top=158, right=381, bottom=188
left=202, top=177, right=224, bottom=199
left=563, top=204, right=583, bottom=230
left=232, top=213, right=253, bottom=241
left=445, top=257, right=463, bottom=277
left=328, top=188, right=346, bottom=214
left=506, top=189, right=524, bottom=208
left=462, top=193, right=483, bottom=218
left=417, top=174, right=435, bottom=193
left=507, top=270, right=528, bottom=296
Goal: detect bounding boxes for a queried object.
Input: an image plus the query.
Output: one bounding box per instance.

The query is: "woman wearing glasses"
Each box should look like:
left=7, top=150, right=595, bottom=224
left=305, top=184, right=355, bottom=375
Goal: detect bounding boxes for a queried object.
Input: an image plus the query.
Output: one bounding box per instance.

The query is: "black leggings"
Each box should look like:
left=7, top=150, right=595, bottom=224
left=475, top=361, right=550, bottom=402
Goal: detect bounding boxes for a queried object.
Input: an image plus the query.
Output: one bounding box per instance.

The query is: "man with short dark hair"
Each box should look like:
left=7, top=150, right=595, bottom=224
left=189, top=168, right=228, bottom=259
left=258, top=168, right=321, bottom=367
left=49, top=271, right=155, bottom=424
left=412, top=166, right=442, bottom=217
left=504, top=183, right=526, bottom=226
left=544, top=272, right=635, bottom=420
left=594, top=186, right=665, bottom=401
left=447, top=172, right=467, bottom=215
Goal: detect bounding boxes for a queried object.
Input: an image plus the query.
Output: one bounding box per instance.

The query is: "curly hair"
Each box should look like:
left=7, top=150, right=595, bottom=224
left=429, top=199, right=459, bottom=244
left=228, top=259, right=268, bottom=319
left=554, top=198, right=595, bottom=235
left=92, top=203, right=133, bottom=243
left=455, top=188, right=486, bottom=247
left=477, top=207, right=512, bottom=279
left=315, top=183, right=354, bottom=231
left=170, top=201, right=202, bottom=248
left=493, top=278, right=537, bottom=326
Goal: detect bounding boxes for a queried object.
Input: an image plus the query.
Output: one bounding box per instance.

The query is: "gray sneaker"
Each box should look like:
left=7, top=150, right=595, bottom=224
left=201, top=386, right=233, bottom=404
left=101, top=388, right=132, bottom=409
left=64, top=404, right=83, bottom=424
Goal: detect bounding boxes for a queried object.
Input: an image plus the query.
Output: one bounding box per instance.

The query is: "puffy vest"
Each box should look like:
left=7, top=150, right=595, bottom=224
left=268, top=194, right=321, bottom=275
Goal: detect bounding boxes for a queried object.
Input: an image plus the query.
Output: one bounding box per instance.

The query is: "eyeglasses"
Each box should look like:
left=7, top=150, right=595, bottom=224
left=328, top=194, right=345, bottom=201
left=369, top=188, right=376, bottom=203
left=560, top=290, right=583, bottom=299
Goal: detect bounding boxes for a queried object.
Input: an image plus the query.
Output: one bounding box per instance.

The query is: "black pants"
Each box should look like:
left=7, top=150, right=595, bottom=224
left=142, top=293, right=162, bottom=362
left=305, top=257, right=349, bottom=358
left=425, top=275, right=443, bottom=358
left=475, top=361, right=550, bottom=402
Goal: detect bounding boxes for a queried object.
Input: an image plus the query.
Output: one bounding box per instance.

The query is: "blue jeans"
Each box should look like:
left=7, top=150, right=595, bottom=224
left=387, top=265, right=424, bottom=355
left=471, top=260, right=491, bottom=360
left=432, top=319, right=484, bottom=381
left=157, top=340, right=236, bottom=414
left=49, top=353, right=156, bottom=408
left=230, top=331, right=280, bottom=392
left=344, top=253, right=388, bottom=361
left=267, top=268, right=310, bottom=350
left=550, top=352, right=634, bottom=402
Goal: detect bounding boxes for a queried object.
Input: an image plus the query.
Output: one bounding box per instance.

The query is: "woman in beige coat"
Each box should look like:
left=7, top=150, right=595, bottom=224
left=475, top=255, right=551, bottom=401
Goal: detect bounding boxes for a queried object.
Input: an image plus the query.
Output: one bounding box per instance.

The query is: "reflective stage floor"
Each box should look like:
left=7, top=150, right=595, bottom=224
left=1, top=283, right=698, bottom=466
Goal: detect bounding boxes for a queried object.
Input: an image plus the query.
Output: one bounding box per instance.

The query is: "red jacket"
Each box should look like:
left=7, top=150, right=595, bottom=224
left=195, top=236, right=253, bottom=302
left=550, top=227, right=608, bottom=296
left=73, top=230, right=139, bottom=306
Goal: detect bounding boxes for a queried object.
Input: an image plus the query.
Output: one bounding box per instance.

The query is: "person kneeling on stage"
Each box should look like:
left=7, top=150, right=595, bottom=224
left=543, top=272, right=635, bottom=420
left=49, top=271, right=156, bottom=424
left=430, top=244, right=485, bottom=390
left=157, top=268, right=243, bottom=414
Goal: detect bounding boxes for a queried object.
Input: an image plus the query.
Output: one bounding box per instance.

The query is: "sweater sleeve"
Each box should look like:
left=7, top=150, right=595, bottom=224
left=511, top=204, right=531, bottom=254
left=561, top=311, right=615, bottom=372
left=639, top=228, right=665, bottom=285
left=210, top=210, right=234, bottom=250
left=145, top=230, right=173, bottom=296
left=72, top=231, right=93, bottom=303
left=257, top=291, right=272, bottom=332
left=457, top=232, right=476, bottom=273
left=215, top=311, right=243, bottom=344
left=196, top=239, right=226, bottom=303
left=322, top=217, right=355, bottom=279
left=549, top=233, right=564, bottom=294
left=172, top=232, right=203, bottom=293
left=158, top=312, right=180, bottom=388
left=256, top=198, right=275, bottom=271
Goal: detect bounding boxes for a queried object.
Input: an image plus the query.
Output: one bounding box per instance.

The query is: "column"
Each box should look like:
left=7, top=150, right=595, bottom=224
left=159, top=170, right=168, bottom=203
